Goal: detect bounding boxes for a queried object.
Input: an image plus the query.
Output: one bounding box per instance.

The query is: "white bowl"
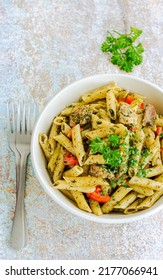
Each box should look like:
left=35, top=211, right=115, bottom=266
left=31, top=74, right=163, bottom=223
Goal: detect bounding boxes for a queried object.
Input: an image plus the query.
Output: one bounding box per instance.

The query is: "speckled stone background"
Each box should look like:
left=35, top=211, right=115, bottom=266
left=0, top=0, right=163, bottom=260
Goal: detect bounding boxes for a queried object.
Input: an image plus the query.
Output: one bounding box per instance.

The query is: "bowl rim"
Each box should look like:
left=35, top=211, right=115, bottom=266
left=31, top=73, right=163, bottom=224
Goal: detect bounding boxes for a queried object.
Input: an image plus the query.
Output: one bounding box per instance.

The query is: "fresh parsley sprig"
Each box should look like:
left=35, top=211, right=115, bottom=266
left=101, top=26, right=144, bottom=72
left=90, top=135, right=122, bottom=169
left=89, top=136, right=106, bottom=154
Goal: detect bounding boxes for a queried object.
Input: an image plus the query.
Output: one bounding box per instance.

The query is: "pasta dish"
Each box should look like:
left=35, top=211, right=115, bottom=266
left=39, top=82, right=163, bottom=216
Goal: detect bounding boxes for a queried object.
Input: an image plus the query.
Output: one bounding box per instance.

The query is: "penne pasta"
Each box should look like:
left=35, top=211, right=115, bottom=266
left=70, top=191, right=92, bottom=212
left=48, top=121, right=58, bottom=150
left=53, top=146, right=65, bottom=183
left=84, top=154, right=106, bottom=165
left=53, top=180, right=95, bottom=193
left=53, top=116, right=67, bottom=125
left=113, top=191, right=137, bottom=210
left=119, top=131, right=130, bottom=177
left=61, top=122, right=71, bottom=136
left=146, top=165, right=163, bottom=178
left=85, top=124, right=127, bottom=140
left=128, top=176, right=163, bottom=191
left=128, top=185, right=154, bottom=196
left=39, top=82, right=163, bottom=216
left=54, top=133, right=76, bottom=155
left=60, top=189, right=76, bottom=202
left=63, top=176, right=109, bottom=189
left=143, top=127, right=155, bottom=148
left=101, top=187, right=132, bottom=213
left=160, top=139, right=163, bottom=162
left=97, top=108, right=110, bottom=121
left=106, top=89, right=117, bottom=120
left=72, top=124, right=85, bottom=166
left=124, top=198, right=144, bottom=214
left=61, top=106, right=74, bottom=116
left=39, top=133, right=54, bottom=161
left=151, top=136, right=161, bottom=166
left=136, top=114, right=143, bottom=129
left=128, top=129, right=145, bottom=177
left=155, top=173, right=163, bottom=182
left=88, top=103, right=106, bottom=112
left=48, top=142, right=61, bottom=175
left=137, top=189, right=163, bottom=210
left=81, top=128, right=92, bottom=139
left=80, top=82, right=116, bottom=104
left=155, top=118, right=163, bottom=127
left=114, top=89, right=129, bottom=99
left=63, top=165, right=83, bottom=177
left=140, top=136, right=160, bottom=168
left=91, top=114, right=111, bottom=130
left=88, top=199, right=103, bottom=216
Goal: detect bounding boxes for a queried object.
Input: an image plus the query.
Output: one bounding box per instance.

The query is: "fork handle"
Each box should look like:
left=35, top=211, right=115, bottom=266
left=15, top=152, right=20, bottom=197
left=10, top=153, right=29, bottom=250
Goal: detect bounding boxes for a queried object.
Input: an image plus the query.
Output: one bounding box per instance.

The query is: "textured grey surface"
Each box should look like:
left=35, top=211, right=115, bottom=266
left=0, top=0, right=163, bottom=259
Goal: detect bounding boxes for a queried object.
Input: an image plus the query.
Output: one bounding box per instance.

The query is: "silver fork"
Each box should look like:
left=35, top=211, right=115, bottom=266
left=7, top=101, right=27, bottom=249
left=8, top=101, right=37, bottom=250
left=7, top=102, right=20, bottom=197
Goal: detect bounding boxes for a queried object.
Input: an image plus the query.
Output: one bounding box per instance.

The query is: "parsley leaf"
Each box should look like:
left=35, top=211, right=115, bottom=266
left=89, top=137, right=106, bottom=154
left=137, top=166, right=146, bottom=178
left=101, top=26, right=144, bottom=72
left=128, top=146, right=139, bottom=167
left=141, top=145, right=150, bottom=157
left=90, top=135, right=122, bottom=169
left=103, top=148, right=122, bottom=168
left=108, top=134, right=122, bottom=147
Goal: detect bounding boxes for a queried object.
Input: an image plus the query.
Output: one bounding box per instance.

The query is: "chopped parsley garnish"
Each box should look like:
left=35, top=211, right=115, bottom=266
left=116, top=176, right=128, bottom=188
left=101, top=26, right=144, bottom=72
left=89, top=137, right=105, bottom=154
left=110, top=180, right=117, bottom=189
left=137, top=166, right=146, bottom=178
left=90, top=135, right=122, bottom=169
left=108, top=134, right=122, bottom=147
left=128, top=133, right=139, bottom=168
left=141, top=145, right=150, bottom=157
left=128, top=146, right=139, bottom=167
left=159, top=133, right=163, bottom=139
left=136, top=146, right=150, bottom=178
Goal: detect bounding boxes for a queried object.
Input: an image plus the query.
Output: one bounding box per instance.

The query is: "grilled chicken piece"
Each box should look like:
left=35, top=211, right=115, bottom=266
left=69, top=105, right=91, bottom=127
left=142, top=104, right=157, bottom=126
left=89, top=164, right=115, bottom=180
left=118, top=102, right=137, bottom=126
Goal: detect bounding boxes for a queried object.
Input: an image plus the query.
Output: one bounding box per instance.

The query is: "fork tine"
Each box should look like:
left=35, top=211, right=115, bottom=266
left=22, top=101, right=26, bottom=134
left=7, top=102, right=11, bottom=133
left=26, top=100, right=37, bottom=134
left=12, top=102, right=16, bottom=133
left=7, top=102, right=15, bottom=134
left=17, top=102, right=21, bottom=133
left=32, top=101, right=37, bottom=130
left=26, top=102, right=31, bottom=134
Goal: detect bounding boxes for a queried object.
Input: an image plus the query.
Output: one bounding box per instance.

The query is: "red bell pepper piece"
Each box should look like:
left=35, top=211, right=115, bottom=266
left=155, top=127, right=162, bottom=136
left=86, top=186, right=110, bottom=203
left=67, top=125, right=84, bottom=138
left=67, top=125, right=76, bottom=138
left=129, top=127, right=138, bottom=132
left=139, top=102, right=145, bottom=110
left=64, top=151, right=78, bottom=166
left=118, top=98, right=125, bottom=103
left=125, top=95, right=134, bottom=104
left=118, top=96, right=134, bottom=105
